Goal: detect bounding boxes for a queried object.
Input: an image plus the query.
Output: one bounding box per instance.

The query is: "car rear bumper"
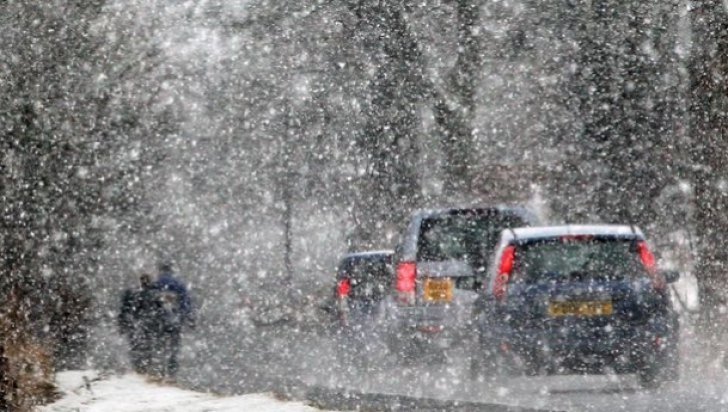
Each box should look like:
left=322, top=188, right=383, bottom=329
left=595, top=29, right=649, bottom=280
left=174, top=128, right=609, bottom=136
left=389, top=305, right=473, bottom=348
left=488, top=321, right=676, bottom=373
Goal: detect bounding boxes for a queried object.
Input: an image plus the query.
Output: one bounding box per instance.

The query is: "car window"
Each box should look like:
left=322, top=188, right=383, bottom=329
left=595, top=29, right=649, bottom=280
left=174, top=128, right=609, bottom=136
left=340, top=257, right=391, bottom=300
left=513, top=238, right=646, bottom=284
left=349, top=259, right=388, bottom=279
left=417, top=213, right=526, bottom=267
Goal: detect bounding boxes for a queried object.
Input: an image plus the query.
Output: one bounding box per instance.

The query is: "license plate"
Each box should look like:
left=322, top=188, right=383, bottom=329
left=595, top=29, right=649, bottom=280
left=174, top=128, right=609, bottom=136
left=548, top=301, right=613, bottom=317
left=423, top=278, right=453, bottom=303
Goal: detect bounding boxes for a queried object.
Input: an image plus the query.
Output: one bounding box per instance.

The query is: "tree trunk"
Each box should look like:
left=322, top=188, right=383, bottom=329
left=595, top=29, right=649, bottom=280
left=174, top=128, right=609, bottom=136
left=689, top=0, right=728, bottom=338
left=435, top=0, right=480, bottom=196
left=348, top=0, right=426, bottom=249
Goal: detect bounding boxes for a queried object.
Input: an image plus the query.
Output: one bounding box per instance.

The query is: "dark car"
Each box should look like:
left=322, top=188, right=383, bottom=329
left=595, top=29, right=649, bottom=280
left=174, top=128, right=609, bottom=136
left=334, top=251, right=393, bottom=370
left=385, top=206, right=539, bottom=360
left=472, top=225, right=680, bottom=388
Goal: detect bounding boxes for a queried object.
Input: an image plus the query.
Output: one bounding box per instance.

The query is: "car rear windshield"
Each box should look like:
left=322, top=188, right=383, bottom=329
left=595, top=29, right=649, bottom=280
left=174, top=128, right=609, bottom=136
left=512, top=237, right=647, bottom=284
left=417, top=212, right=527, bottom=266
left=338, top=257, right=391, bottom=300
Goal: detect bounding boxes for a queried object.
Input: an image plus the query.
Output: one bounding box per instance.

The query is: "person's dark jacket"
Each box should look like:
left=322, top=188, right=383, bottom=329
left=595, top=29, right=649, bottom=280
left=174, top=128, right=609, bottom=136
left=153, top=272, right=194, bottom=331
left=118, top=287, right=164, bottom=338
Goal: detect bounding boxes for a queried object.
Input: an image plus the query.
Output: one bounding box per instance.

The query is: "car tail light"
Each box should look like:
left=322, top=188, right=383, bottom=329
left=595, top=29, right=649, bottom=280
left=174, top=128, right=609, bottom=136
left=636, top=241, right=665, bottom=291
left=337, top=278, right=351, bottom=298
left=396, top=261, right=416, bottom=304
left=493, top=245, right=516, bottom=301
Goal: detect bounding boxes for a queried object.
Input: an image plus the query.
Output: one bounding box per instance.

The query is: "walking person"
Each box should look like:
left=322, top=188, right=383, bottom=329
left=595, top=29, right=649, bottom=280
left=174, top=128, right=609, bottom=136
left=152, top=262, right=194, bottom=380
left=118, top=273, right=160, bottom=374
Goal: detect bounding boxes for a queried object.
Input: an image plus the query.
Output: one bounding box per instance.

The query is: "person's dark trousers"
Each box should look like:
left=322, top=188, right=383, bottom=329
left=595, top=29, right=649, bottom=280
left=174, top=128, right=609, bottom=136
left=129, top=331, right=154, bottom=374
left=160, top=328, right=181, bottom=378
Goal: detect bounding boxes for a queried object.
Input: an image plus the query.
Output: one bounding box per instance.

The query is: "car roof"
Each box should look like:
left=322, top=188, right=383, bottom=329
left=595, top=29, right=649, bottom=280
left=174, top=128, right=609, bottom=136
left=411, top=205, right=538, bottom=222
left=342, top=250, right=393, bottom=259
left=503, top=225, right=645, bottom=242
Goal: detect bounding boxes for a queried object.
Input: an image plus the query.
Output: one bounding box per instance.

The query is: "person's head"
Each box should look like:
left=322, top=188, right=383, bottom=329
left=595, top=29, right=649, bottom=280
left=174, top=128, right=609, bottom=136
left=158, top=261, right=174, bottom=274
left=139, top=273, right=152, bottom=289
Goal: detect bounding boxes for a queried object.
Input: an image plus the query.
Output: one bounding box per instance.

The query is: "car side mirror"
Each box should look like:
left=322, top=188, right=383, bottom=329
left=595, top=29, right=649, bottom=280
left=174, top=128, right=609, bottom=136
left=661, top=270, right=680, bottom=284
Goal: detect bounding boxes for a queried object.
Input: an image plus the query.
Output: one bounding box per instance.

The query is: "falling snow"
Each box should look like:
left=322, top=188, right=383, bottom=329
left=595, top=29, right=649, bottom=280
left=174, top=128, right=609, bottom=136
left=3, top=0, right=728, bottom=411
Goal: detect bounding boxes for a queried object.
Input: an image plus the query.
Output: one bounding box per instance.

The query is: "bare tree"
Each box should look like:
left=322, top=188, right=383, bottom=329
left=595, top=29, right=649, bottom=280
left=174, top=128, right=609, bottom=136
left=432, top=0, right=481, bottom=195
left=688, top=0, right=728, bottom=335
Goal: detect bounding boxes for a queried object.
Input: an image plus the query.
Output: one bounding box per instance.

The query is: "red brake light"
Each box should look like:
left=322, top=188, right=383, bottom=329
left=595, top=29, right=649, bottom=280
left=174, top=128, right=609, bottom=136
left=337, top=278, right=351, bottom=298
left=396, top=262, right=416, bottom=305
left=637, top=241, right=656, bottom=272
left=636, top=241, right=665, bottom=291
left=494, top=245, right=516, bottom=301
left=396, top=262, right=417, bottom=292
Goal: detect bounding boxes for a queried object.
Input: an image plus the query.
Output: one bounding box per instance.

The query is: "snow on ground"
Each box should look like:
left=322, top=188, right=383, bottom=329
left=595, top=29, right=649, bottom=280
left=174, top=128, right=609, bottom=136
left=39, top=371, right=331, bottom=412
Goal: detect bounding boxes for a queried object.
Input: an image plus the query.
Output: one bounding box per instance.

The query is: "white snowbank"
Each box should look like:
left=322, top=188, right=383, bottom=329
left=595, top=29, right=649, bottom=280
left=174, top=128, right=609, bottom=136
left=39, top=371, right=330, bottom=412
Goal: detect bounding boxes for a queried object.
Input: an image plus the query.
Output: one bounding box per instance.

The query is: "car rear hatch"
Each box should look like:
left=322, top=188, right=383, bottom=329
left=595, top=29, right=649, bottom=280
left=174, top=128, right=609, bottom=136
left=414, top=260, right=477, bottom=331
left=412, top=210, right=529, bottom=332
left=502, top=235, right=664, bottom=353
left=338, top=255, right=390, bottom=324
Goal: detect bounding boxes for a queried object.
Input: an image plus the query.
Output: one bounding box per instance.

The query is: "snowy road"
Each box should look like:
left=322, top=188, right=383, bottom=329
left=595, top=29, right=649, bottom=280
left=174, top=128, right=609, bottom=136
left=174, top=318, right=728, bottom=412
left=329, top=364, right=728, bottom=412
left=306, top=329, right=728, bottom=412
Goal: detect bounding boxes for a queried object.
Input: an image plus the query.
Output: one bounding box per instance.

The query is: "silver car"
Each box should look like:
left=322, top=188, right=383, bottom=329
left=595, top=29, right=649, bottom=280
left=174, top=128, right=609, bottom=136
left=385, top=206, right=539, bottom=360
